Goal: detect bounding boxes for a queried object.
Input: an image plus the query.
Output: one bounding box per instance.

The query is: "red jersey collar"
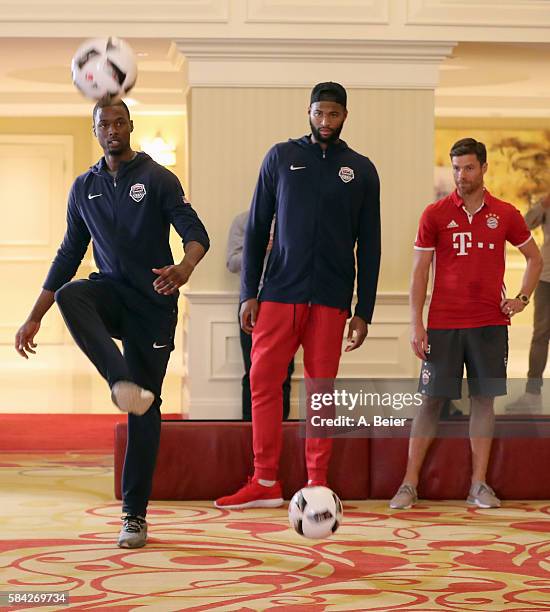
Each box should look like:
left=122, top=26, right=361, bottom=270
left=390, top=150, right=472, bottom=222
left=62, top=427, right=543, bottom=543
left=450, top=187, right=493, bottom=209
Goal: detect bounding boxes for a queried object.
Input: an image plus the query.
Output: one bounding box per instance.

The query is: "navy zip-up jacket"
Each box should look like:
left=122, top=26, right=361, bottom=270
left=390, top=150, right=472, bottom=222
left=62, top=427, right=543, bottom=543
left=241, top=136, right=381, bottom=322
left=44, top=152, right=210, bottom=307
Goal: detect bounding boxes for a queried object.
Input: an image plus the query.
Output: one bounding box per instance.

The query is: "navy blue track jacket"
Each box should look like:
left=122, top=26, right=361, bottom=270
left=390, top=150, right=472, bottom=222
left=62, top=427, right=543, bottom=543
left=241, top=136, right=381, bottom=322
left=44, top=152, right=210, bottom=307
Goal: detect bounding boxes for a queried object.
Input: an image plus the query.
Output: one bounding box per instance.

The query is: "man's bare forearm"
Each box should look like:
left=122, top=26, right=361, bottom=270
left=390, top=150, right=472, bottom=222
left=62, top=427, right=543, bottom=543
left=410, top=270, right=429, bottom=325
left=520, top=253, right=543, bottom=297
left=27, top=289, right=55, bottom=323
left=179, top=241, right=206, bottom=271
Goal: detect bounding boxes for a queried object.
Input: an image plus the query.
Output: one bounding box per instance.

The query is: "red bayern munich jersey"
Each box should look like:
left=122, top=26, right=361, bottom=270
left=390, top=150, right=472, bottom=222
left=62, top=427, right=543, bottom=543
left=414, top=189, right=532, bottom=329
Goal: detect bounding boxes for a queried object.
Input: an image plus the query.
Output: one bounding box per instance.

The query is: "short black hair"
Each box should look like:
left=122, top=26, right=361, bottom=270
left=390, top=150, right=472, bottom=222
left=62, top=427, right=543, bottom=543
left=310, top=82, right=347, bottom=108
left=449, top=138, right=487, bottom=165
left=92, top=99, right=131, bottom=124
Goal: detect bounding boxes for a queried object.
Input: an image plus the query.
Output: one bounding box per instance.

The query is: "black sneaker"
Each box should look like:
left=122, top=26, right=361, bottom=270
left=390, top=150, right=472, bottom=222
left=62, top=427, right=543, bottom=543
left=118, top=514, right=147, bottom=548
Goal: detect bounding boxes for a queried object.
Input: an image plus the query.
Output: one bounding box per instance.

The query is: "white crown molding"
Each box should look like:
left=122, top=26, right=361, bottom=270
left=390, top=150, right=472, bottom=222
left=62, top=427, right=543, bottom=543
left=0, top=104, right=186, bottom=117
left=176, top=38, right=455, bottom=62
left=176, top=38, right=456, bottom=89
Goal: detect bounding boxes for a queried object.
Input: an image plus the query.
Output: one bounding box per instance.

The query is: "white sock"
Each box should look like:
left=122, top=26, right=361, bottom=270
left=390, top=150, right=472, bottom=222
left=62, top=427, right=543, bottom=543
left=258, top=479, right=276, bottom=487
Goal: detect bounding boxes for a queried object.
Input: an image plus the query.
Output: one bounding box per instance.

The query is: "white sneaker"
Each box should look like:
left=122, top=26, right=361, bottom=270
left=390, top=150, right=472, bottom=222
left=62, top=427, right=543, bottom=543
left=467, top=482, right=501, bottom=508
left=389, top=484, right=418, bottom=509
left=118, top=515, right=147, bottom=548
left=504, top=392, right=542, bottom=414
left=111, top=381, right=154, bottom=416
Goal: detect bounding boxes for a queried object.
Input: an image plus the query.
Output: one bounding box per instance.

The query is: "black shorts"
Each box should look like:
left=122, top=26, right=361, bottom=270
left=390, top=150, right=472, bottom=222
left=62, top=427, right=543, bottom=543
left=418, top=326, right=508, bottom=399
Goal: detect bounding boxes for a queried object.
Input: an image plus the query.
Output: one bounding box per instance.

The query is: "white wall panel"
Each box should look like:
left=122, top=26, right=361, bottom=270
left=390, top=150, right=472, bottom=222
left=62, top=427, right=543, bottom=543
left=407, top=0, right=550, bottom=27
left=0, top=135, right=73, bottom=343
left=0, top=0, right=229, bottom=22
left=186, top=292, right=416, bottom=419
left=246, top=0, right=389, bottom=24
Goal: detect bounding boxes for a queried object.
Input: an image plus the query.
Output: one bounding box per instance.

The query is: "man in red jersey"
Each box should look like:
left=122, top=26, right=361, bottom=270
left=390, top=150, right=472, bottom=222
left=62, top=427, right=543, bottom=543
left=390, top=138, right=542, bottom=510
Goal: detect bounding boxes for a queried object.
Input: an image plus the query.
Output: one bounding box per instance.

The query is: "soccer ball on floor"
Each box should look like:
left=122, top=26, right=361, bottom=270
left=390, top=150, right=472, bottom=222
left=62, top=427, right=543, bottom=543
left=288, top=486, right=343, bottom=539
left=71, top=37, right=137, bottom=103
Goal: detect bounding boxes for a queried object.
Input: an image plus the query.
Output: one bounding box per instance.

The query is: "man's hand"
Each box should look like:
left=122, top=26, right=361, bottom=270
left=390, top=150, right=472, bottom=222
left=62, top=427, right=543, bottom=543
left=240, top=298, right=259, bottom=334
left=15, top=320, right=41, bottom=359
left=411, top=323, right=428, bottom=361
left=410, top=322, right=428, bottom=360
left=152, top=261, right=194, bottom=295
left=345, top=316, right=368, bottom=352
left=500, top=297, right=527, bottom=318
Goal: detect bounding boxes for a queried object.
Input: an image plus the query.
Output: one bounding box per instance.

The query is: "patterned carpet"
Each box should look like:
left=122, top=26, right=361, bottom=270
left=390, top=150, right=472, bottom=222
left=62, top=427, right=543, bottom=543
left=1, top=454, right=550, bottom=611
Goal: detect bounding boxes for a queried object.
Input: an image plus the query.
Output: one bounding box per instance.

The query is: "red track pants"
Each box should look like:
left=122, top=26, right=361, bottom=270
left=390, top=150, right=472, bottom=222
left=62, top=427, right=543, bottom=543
left=250, top=301, right=348, bottom=482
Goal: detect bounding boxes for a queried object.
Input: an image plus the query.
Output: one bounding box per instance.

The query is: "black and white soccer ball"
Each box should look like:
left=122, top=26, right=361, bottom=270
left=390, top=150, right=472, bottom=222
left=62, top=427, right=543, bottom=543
left=288, top=486, right=343, bottom=539
left=71, top=37, right=137, bottom=103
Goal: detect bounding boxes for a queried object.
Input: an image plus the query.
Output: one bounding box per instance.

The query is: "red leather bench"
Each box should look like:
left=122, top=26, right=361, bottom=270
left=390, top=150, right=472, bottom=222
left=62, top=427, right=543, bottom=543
left=114, top=419, right=550, bottom=500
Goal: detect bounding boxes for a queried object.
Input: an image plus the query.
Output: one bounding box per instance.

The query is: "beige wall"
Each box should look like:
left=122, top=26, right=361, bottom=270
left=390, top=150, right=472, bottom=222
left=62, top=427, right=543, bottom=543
left=188, top=87, right=434, bottom=294
left=0, top=116, right=93, bottom=177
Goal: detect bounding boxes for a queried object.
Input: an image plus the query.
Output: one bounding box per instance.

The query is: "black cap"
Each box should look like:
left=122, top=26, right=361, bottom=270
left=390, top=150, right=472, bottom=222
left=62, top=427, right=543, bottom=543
left=310, top=82, right=347, bottom=108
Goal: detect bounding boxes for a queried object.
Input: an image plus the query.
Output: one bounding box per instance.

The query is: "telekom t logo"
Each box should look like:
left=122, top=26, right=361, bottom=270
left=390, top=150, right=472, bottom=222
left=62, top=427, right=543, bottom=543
left=453, top=232, right=472, bottom=256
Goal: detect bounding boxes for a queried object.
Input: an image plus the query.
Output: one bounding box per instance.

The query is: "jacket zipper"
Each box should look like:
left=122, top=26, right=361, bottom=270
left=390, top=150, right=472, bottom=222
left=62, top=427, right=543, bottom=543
left=111, top=173, right=119, bottom=276
left=309, top=147, right=325, bottom=306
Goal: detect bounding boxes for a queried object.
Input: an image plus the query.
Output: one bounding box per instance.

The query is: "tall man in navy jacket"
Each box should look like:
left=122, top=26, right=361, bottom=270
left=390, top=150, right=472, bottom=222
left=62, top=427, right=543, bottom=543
left=216, top=82, right=381, bottom=509
left=15, top=101, right=209, bottom=548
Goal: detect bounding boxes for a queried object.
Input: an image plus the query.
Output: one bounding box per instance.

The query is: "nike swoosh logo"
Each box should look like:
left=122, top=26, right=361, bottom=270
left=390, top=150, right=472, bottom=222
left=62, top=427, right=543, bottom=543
left=153, top=342, right=169, bottom=349
left=290, top=165, right=306, bottom=171
left=88, top=193, right=103, bottom=199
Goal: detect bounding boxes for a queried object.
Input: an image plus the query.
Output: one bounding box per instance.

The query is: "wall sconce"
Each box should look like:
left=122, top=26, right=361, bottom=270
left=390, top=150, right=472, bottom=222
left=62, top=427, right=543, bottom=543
left=140, top=133, right=177, bottom=167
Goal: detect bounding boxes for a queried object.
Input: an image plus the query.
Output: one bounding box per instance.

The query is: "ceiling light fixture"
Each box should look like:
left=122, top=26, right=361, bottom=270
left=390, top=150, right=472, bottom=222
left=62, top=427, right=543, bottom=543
left=140, top=133, right=176, bottom=167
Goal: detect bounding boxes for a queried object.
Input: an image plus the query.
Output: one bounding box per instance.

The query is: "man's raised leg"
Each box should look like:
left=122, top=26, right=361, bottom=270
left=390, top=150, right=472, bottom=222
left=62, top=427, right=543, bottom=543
left=55, top=279, right=152, bottom=415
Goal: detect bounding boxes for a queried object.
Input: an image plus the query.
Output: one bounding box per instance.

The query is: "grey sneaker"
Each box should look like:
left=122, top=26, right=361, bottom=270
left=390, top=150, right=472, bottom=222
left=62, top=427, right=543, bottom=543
left=389, top=484, right=418, bottom=509
left=467, top=482, right=501, bottom=508
left=112, top=381, right=154, bottom=416
left=504, top=392, right=542, bottom=414
left=118, top=515, right=147, bottom=548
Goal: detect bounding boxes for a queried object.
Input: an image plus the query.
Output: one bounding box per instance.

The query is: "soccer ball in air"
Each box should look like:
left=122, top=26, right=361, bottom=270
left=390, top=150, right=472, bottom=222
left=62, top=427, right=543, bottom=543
left=288, top=486, right=343, bottom=539
left=71, top=37, right=137, bottom=103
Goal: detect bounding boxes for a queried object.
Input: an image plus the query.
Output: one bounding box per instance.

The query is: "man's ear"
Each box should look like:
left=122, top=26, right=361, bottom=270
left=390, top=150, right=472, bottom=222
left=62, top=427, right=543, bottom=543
left=130, top=120, right=134, bottom=133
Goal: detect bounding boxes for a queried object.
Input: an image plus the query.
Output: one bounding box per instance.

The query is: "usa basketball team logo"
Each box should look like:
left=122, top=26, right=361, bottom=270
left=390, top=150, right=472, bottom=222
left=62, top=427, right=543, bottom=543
left=486, top=213, right=499, bottom=229
left=339, top=167, right=354, bottom=183
left=129, top=183, right=146, bottom=203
